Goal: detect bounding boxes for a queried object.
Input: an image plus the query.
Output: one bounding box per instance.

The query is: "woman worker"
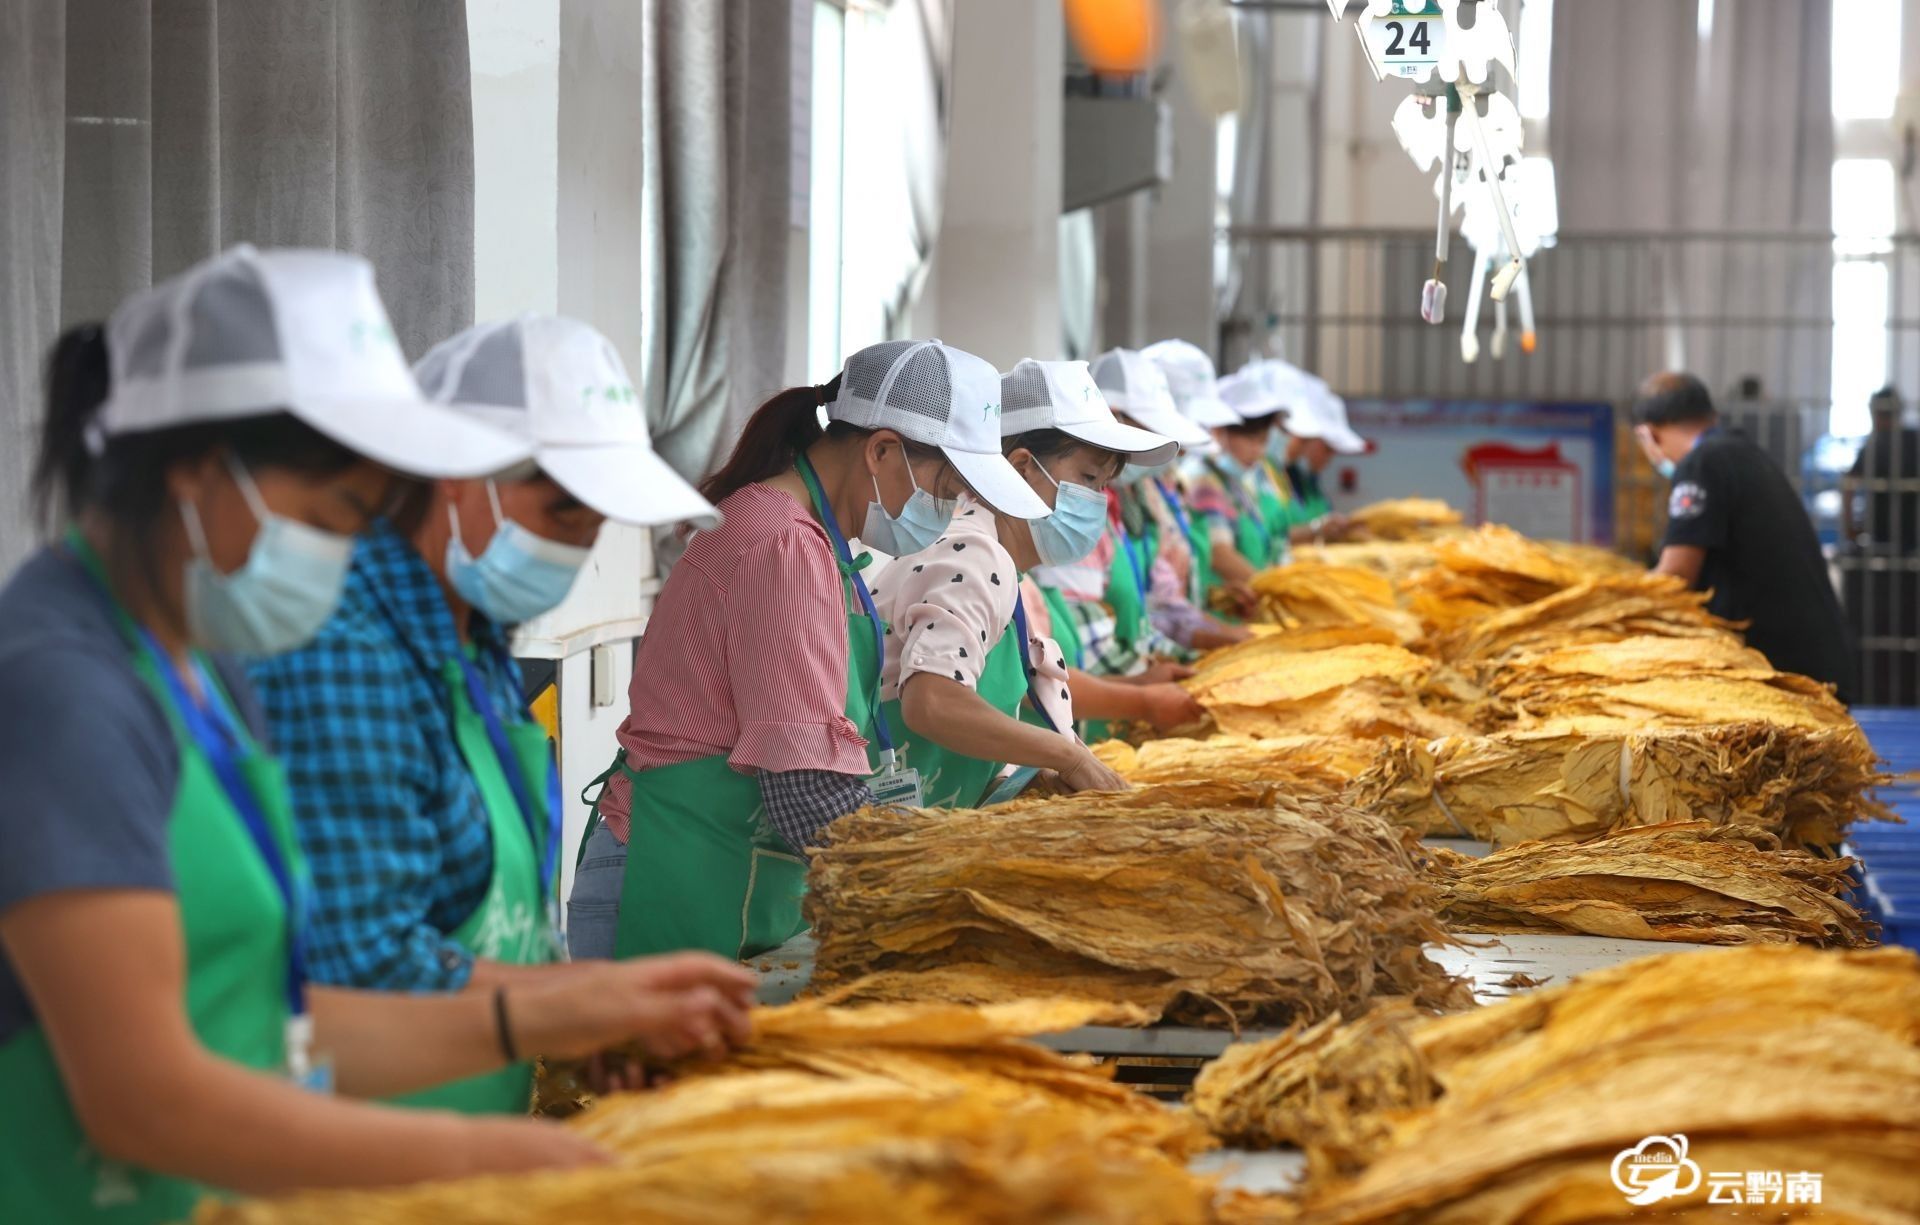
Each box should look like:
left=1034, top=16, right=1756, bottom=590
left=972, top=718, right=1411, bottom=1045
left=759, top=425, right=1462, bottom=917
left=249, top=315, right=728, bottom=1114
left=1276, top=370, right=1368, bottom=540
left=1185, top=365, right=1292, bottom=584
left=1136, top=340, right=1254, bottom=647
left=0, top=248, right=752, bottom=1224
left=570, top=340, right=1051, bottom=962
left=860, top=358, right=1174, bottom=808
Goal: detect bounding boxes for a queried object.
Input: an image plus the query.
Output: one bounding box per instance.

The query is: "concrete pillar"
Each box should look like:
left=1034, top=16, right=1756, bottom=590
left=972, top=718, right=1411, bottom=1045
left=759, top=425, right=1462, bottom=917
left=929, top=0, right=1064, bottom=367
left=1142, top=44, right=1219, bottom=351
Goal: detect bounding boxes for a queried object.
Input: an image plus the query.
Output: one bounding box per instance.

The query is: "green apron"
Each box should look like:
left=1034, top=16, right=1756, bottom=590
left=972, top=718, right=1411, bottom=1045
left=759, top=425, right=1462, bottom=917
left=605, top=462, right=879, bottom=961
left=1256, top=460, right=1298, bottom=559
left=1211, top=459, right=1275, bottom=570
left=879, top=627, right=1028, bottom=809
left=389, top=651, right=554, bottom=1115
left=0, top=556, right=300, bottom=1224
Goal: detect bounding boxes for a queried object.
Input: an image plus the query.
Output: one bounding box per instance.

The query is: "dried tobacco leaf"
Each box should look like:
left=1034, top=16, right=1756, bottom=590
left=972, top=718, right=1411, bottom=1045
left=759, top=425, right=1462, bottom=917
left=1247, top=565, right=1425, bottom=643
left=1094, top=736, right=1373, bottom=793
left=1343, top=497, right=1464, bottom=541
left=1429, top=821, right=1872, bottom=946
left=806, top=797, right=1474, bottom=1028
left=1430, top=573, right=1738, bottom=667
left=1192, top=946, right=1920, bottom=1225
left=204, top=1001, right=1223, bottom=1225
left=1184, top=643, right=1474, bottom=741
left=1347, top=722, right=1887, bottom=849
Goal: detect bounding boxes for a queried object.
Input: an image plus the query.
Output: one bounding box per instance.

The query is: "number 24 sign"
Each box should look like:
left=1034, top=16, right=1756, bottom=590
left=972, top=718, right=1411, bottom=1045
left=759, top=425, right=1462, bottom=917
left=1358, top=1, right=1447, bottom=81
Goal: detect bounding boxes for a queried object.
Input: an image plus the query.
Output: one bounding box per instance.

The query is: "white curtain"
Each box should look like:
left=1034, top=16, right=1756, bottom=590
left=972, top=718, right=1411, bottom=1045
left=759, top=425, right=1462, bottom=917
left=638, top=0, right=795, bottom=484
left=0, top=0, right=475, bottom=569
left=1550, top=0, right=1833, bottom=400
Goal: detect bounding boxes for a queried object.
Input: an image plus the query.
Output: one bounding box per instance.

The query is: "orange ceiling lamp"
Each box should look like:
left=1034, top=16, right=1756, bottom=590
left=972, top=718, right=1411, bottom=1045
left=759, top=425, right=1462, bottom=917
left=1063, top=0, right=1161, bottom=76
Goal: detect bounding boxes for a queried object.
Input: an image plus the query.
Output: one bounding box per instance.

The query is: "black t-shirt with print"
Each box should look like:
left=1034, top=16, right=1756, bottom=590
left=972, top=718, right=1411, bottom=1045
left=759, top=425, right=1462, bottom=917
left=1662, top=429, right=1855, bottom=698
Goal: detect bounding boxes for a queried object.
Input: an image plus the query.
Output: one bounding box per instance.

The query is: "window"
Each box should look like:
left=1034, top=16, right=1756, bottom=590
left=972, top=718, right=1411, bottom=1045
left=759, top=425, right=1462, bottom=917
left=806, top=0, right=928, bottom=380
left=1516, top=0, right=1553, bottom=121
left=807, top=1, right=846, bottom=383
left=1832, top=0, right=1900, bottom=121
left=1833, top=158, right=1897, bottom=256
left=1831, top=160, right=1896, bottom=436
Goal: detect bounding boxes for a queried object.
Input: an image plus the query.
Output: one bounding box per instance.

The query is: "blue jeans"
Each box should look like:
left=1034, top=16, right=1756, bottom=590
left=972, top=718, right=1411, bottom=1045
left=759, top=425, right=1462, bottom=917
left=566, top=822, right=628, bottom=960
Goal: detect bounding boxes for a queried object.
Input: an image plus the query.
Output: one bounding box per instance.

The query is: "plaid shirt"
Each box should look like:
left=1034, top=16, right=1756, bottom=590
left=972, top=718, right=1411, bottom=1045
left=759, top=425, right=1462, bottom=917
left=248, top=520, right=525, bottom=991
left=758, top=769, right=873, bottom=858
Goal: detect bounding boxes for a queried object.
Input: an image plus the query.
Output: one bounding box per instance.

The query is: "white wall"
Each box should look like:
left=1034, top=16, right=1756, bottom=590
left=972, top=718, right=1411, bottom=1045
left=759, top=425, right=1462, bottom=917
left=467, top=0, right=651, bottom=911
left=468, top=0, right=561, bottom=321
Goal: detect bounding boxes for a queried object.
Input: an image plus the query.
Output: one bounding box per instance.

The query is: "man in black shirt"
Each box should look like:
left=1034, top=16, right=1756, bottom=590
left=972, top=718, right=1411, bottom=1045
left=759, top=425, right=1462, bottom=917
left=1840, top=386, right=1920, bottom=703
left=1633, top=372, right=1856, bottom=700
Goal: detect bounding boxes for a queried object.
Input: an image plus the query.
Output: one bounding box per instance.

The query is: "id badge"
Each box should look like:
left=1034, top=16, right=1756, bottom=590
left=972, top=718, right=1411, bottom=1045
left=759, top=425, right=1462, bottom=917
left=869, top=764, right=924, bottom=809
left=285, top=1014, right=334, bottom=1094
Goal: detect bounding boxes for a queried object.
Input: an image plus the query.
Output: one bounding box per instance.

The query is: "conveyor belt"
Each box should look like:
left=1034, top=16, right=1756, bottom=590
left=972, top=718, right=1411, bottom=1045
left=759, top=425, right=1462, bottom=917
left=1849, top=708, right=1920, bottom=949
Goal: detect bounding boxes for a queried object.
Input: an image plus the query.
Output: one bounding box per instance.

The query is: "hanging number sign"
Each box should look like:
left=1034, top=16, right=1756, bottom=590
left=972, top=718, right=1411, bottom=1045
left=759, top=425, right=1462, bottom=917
left=1358, top=0, right=1446, bottom=81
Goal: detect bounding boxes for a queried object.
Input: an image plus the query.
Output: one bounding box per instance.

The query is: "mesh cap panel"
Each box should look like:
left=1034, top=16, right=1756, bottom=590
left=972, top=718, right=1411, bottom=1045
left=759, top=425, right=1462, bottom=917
left=183, top=261, right=280, bottom=369
left=429, top=323, right=528, bottom=414
left=842, top=339, right=921, bottom=405
left=882, top=344, right=957, bottom=428
left=1000, top=362, right=1055, bottom=416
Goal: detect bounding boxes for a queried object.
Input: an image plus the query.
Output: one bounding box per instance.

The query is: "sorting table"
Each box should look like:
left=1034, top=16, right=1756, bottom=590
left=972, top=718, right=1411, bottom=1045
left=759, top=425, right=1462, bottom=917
left=752, top=832, right=1720, bottom=1199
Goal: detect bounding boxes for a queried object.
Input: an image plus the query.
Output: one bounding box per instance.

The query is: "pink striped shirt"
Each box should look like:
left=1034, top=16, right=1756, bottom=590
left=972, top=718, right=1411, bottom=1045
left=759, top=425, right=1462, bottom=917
left=599, top=484, right=870, bottom=843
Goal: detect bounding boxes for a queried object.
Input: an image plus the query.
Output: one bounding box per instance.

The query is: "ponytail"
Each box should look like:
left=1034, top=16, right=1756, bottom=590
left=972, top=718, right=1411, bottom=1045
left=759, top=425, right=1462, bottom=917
left=700, top=375, right=842, bottom=504
left=32, top=323, right=111, bottom=529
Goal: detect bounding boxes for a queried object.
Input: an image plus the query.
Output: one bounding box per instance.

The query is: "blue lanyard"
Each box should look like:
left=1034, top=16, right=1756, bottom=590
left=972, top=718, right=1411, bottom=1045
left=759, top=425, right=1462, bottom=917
left=1153, top=477, right=1195, bottom=544
left=135, top=626, right=310, bottom=1020
left=1153, top=478, right=1204, bottom=604
left=796, top=455, right=896, bottom=756
left=1010, top=592, right=1061, bottom=734
left=454, top=647, right=562, bottom=903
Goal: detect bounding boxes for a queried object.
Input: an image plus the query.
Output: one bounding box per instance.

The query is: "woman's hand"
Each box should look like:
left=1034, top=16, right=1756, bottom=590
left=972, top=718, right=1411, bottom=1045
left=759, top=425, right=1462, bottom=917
left=1058, top=745, right=1129, bottom=794
left=1133, top=660, right=1196, bottom=686
left=1136, top=682, right=1205, bottom=732
left=511, top=953, right=757, bottom=1065
left=454, top=1116, right=612, bottom=1177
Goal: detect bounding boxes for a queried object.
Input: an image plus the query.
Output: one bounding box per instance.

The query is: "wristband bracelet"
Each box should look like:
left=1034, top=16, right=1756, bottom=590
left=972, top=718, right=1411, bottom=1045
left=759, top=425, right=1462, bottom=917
left=493, top=986, right=519, bottom=1063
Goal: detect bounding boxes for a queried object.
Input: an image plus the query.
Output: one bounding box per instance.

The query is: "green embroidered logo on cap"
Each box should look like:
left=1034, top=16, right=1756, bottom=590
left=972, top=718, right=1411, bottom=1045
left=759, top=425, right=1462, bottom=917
left=582, top=383, right=639, bottom=406
left=349, top=321, right=397, bottom=353
left=982, top=401, right=1001, bottom=421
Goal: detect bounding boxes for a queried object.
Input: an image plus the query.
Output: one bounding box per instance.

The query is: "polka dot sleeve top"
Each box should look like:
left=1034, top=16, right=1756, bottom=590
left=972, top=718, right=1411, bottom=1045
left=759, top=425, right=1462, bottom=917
left=870, top=499, right=1076, bottom=732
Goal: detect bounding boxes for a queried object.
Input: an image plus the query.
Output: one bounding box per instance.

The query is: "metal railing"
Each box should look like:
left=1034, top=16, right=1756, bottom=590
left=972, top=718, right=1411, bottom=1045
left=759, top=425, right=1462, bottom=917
left=1223, top=227, right=1920, bottom=704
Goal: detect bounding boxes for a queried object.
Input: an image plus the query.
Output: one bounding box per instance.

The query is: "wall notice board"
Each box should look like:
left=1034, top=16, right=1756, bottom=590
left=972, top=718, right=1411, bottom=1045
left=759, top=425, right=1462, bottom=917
left=1328, top=400, right=1616, bottom=545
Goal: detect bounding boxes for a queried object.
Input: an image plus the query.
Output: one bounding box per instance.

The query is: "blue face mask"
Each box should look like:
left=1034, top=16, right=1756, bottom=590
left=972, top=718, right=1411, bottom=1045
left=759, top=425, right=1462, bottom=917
left=446, top=480, right=594, bottom=625
left=1028, top=462, right=1110, bottom=566
left=1215, top=452, right=1250, bottom=482
left=1119, top=461, right=1164, bottom=487
left=861, top=457, right=956, bottom=556
left=181, top=454, right=355, bottom=656
left=1655, top=457, right=1678, bottom=479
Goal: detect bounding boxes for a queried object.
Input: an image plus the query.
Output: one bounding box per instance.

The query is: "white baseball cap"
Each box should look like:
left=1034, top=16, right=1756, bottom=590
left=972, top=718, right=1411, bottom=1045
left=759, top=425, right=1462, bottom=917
left=1141, top=340, right=1241, bottom=430
left=826, top=340, right=1051, bottom=519
left=1088, top=348, right=1211, bottom=449
left=999, top=359, right=1178, bottom=466
left=96, top=245, right=531, bottom=478
left=1216, top=366, right=1289, bottom=422
left=1283, top=372, right=1367, bottom=454
left=413, top=315, right=720, bottom=529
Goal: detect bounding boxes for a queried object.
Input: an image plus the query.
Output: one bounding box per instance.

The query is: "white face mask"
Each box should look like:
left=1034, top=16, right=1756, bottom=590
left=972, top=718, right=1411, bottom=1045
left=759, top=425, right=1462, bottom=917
left=445, top=480, right=594, bottom=625
left=1027, top=462, right=1110, bottom=567
left=861, top=451, right=956, bottom=555
left=180, top=453, right=355, bottom=656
